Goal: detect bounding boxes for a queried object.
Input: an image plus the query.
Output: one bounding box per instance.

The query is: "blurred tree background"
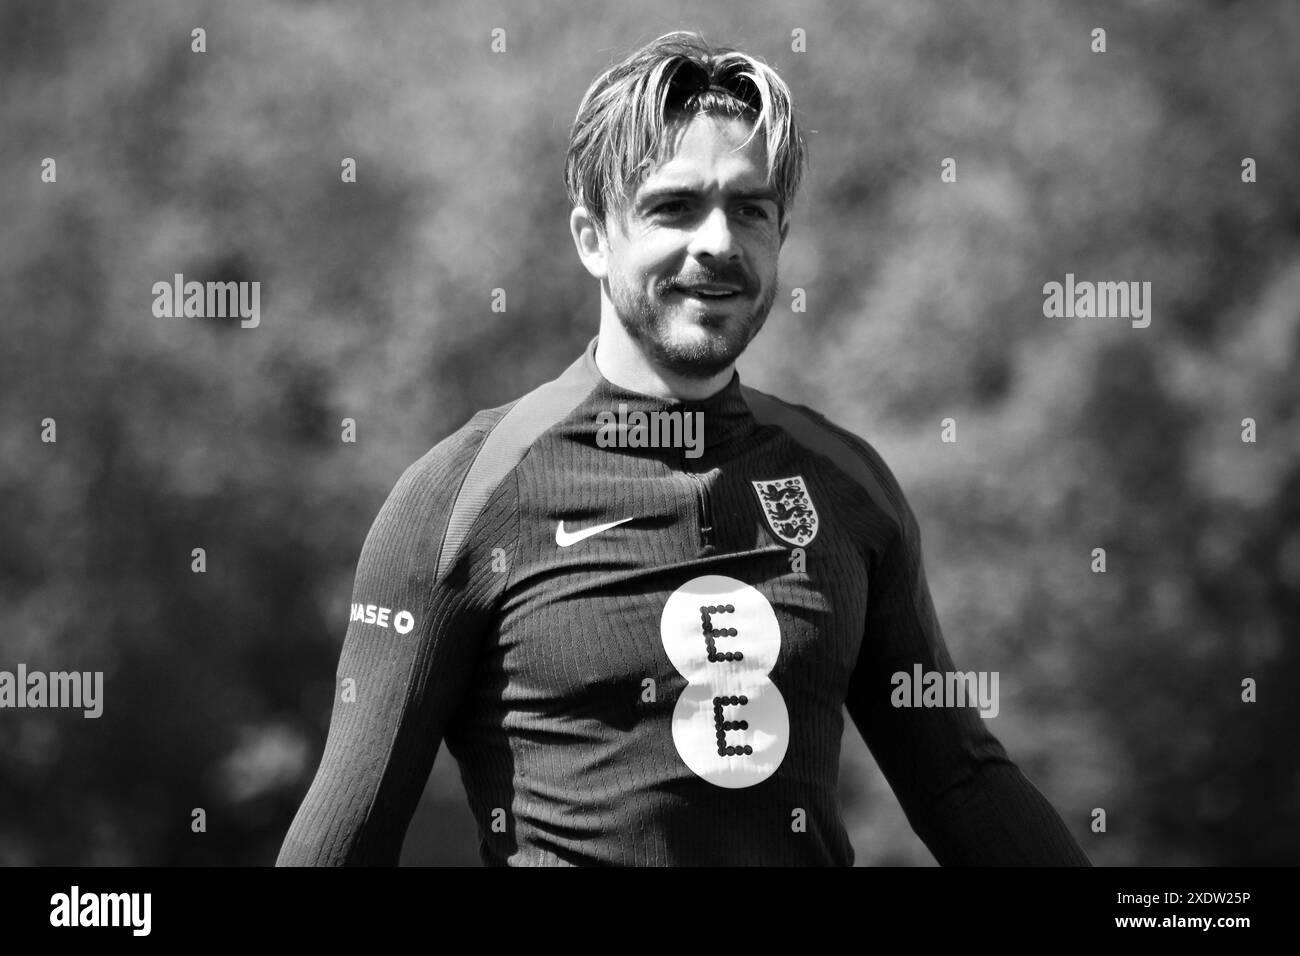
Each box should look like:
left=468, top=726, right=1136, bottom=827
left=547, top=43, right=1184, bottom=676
left=1, top=0, right=1296, bottom=866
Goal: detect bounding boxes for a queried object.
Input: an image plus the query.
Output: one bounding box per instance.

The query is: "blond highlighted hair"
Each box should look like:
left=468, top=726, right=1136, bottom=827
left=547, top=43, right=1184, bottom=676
left=565, top=31, right=807, bottom=230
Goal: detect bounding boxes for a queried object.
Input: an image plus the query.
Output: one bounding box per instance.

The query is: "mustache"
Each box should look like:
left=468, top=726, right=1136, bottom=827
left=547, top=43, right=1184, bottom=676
left=661, top=270, right=753, bottom=293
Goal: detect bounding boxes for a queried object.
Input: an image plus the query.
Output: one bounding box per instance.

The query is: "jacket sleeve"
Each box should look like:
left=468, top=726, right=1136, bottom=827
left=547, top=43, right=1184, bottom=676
left=843, top=479, right=1091, bottom=866
left=276, top=427, right=499, bottom=866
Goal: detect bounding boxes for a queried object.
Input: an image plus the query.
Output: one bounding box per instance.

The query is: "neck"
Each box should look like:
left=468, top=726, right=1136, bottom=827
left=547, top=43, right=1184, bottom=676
left=594, top=303, right=735, bottom=402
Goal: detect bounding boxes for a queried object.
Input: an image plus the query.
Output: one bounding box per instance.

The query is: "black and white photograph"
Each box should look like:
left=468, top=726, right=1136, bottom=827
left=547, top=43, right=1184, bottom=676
left=1, top=0, right=1296, bottom=936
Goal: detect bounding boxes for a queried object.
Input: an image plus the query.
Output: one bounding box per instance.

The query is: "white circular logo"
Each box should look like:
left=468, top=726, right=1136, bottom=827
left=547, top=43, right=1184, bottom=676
left=393, top=610, right=415, bottom=635
left=660, top=575, right=789, bottom=788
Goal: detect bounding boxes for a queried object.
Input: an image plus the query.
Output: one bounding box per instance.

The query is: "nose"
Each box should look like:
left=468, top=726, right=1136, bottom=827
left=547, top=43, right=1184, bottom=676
left=687, top=206, right=739, bottom=262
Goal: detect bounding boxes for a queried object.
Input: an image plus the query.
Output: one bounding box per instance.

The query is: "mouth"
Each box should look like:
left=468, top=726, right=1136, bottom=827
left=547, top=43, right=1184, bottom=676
left=671, top=284, right=746, bottom=302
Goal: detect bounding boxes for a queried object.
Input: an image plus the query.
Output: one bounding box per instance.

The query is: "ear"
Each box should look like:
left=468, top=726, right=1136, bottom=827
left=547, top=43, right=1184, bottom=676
left=778, top=214, right=791, bottom=249
left=569, top=206, right=610, bottom=280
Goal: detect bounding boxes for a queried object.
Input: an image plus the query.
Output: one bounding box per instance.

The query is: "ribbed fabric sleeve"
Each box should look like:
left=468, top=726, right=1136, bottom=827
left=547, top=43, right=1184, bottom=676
left=835, top=425, right=1091, bottom=865
left=276, top=410, right=509, bottom=866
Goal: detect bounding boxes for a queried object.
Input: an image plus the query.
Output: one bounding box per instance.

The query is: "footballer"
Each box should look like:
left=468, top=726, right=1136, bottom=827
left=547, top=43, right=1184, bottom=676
left=277, top=32, right=1091, bottom=866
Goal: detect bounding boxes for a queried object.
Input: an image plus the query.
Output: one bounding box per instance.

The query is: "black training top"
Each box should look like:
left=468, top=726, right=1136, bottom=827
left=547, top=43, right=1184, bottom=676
left=276, top=336, right=1090, bottom=866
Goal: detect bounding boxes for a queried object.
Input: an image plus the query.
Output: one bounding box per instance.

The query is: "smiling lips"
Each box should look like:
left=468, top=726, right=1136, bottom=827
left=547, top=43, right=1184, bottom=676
left=673, top=282, right=746, bottom=298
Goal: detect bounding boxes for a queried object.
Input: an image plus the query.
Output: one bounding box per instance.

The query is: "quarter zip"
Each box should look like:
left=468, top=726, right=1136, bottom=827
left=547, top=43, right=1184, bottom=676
left=682, top=450, right=714, bottom=549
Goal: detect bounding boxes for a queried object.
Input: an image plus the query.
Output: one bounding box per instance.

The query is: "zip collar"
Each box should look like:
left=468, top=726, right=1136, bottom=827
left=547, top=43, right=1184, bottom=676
left=574, top=335, right=758, bottom=462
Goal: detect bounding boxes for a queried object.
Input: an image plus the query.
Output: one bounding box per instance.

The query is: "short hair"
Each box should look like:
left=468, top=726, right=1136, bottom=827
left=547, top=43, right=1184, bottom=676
left=565, top=31, right=807, bottom=232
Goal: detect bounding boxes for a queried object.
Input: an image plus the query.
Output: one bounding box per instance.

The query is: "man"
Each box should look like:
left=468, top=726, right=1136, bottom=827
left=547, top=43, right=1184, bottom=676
left=277, top=31, right=1090, bottom=866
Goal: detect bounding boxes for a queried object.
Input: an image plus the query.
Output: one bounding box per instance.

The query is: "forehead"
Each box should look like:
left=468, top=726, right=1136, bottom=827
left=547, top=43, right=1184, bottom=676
left=635, top=113, right=771, bottom=194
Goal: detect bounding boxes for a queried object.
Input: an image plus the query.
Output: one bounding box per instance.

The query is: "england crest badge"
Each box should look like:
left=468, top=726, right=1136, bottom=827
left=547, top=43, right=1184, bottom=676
left=751, top=475, right=819, bottom=547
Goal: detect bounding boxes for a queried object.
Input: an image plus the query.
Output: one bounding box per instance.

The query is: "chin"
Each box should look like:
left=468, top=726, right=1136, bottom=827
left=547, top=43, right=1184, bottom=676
left=656, top=320, right=756, bottom=377
left=612, top=287, right=771, bottom=378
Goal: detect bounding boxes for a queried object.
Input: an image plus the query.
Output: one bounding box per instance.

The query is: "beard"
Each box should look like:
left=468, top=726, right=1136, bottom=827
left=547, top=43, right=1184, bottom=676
left=608, top=269, right=779, bottom=380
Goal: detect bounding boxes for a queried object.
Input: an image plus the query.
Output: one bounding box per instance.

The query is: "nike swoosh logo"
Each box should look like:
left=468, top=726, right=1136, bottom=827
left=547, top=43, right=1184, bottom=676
left=555, top=517, right=636, bottom=547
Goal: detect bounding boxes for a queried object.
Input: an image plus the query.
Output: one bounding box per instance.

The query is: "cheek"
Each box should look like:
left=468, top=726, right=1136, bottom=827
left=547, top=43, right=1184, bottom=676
left=623, top=255, right=677, bottom=292
left=748, top=223, right=784, bottom=257
left=752, top=238, right=784, bottom=279
left=626, top=230, right=686, bottom=276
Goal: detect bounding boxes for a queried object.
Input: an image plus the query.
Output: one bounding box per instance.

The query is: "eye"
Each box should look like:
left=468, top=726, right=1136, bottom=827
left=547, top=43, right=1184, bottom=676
left=654, top=200, right=689, bottom=215
left=739, top=203, right=772, bottom=220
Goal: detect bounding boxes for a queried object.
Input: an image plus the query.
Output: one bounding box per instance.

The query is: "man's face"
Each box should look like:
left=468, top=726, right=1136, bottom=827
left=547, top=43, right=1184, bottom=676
left=599, top=113, right=789, bottom=379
